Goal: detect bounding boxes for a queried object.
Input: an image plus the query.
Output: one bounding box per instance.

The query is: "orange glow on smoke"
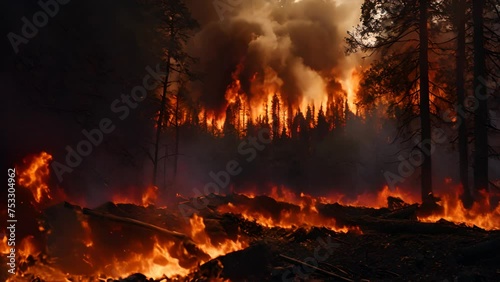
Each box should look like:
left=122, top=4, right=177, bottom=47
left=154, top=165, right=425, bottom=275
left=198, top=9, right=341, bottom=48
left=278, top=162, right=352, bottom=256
left=18, top=152, right=53, bottom=203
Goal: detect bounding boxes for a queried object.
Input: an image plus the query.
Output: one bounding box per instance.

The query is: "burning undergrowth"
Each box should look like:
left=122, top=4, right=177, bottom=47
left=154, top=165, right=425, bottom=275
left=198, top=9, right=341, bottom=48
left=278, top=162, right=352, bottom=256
left=2, top=190, right=500, bottom=281
left=1, top=152, right=500, bottom=282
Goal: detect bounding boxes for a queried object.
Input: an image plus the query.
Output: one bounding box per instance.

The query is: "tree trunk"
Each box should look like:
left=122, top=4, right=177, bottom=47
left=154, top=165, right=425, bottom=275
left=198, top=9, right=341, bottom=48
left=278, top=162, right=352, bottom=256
left=419, top=0, right=432, bottom=201
left=455, top=0, right=472, bottom=207
left=473, top=0, right=489, bottom=192
left=153, top=56, right=171, bottom=186
left=173, top=90, right=180, bottom=181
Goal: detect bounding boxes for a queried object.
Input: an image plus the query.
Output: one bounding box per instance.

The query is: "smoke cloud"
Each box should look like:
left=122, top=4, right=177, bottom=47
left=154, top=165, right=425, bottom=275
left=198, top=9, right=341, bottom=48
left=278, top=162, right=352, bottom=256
left=185, top=0, right=364, bottom=115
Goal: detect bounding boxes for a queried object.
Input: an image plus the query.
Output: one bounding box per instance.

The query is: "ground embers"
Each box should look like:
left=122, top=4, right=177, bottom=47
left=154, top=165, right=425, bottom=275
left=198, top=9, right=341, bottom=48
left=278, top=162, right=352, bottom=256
left=4, top=194, right=500, bottom=282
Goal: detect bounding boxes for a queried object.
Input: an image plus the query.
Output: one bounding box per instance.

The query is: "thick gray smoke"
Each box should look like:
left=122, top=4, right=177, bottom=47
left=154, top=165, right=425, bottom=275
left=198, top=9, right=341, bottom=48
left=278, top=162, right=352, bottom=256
left=185, top=0, right=364, bottom=114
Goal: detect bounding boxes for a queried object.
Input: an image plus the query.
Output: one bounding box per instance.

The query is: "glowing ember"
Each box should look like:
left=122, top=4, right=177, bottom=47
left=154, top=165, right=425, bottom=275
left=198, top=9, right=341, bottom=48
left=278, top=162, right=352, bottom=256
left=18, top=152, right=53, bottom=203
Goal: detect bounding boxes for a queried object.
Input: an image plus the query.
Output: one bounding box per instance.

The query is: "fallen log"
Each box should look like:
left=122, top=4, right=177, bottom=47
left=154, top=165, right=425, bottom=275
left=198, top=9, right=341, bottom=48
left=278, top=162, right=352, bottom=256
left=318, top=201, right=488, bottom=235
left=341, top=215, right=482, bottom=235
left=279, top=254, right=354, bottom=282
left=82, top=207, right=189, bottom=240
left=64, top=202, right=210, bottom=261
left=382, top=203, right=419, bottom=220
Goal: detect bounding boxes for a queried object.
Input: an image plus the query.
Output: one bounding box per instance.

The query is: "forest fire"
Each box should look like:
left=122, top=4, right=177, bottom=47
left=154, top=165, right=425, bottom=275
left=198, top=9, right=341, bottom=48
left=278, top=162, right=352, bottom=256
left=4, top=151, right=499, bottom=281
left=4, top=0, right=500, bottom=280
left=243, top=185, right=499, bottom=231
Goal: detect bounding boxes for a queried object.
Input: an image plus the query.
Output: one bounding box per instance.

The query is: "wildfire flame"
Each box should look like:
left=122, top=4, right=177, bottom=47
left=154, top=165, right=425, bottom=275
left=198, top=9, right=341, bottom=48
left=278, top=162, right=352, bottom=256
left=1, top=235, right=10, bottom=254
left=18, top=152, right=53, bottom=203
left=8, top=152, right=499, bottom=281
left=332, top=185, right=420, bottom=208
left=222, top=186, right=361, bottom=233
left=189, top=214, right=248, bottom=259
left=241, top=185, right=499, bottom=231
left=142, top=185, right=159, bottom=206
left=89, top=213, right=247, bottom=279
left=419, top=189, right=500, bottom=230
left=102, top=236, right=191, bottom=279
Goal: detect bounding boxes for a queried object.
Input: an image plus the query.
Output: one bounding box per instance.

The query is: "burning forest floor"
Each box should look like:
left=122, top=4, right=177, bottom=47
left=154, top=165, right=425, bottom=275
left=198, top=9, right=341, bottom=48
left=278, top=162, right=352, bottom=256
left=2, top=192, right=500, bottom=282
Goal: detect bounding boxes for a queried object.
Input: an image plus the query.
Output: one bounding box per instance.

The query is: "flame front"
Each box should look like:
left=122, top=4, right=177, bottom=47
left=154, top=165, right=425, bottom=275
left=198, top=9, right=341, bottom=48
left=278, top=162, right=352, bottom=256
left=221, top=186, right=361, bottom=233
left=419, top=189, right=500, bottom=230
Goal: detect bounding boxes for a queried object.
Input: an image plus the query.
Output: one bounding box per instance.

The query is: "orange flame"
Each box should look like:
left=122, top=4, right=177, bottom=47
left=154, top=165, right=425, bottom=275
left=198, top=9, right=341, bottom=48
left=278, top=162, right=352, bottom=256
left=334, top=185, right=419, bottom=208
left=222, top=186, right=361, bottom=233
left=85, top=214, right=246, bottom=279
left=1, top=235, right=10, bottom=254
left=102, top=236, right=191, bottom=278
left=189, top=214, right=248, bottom=259
left=18, top=152, right=53, bottom=203
left=17, top=235, right=40, bottom=258
left=142, top=185, right=159, bottom=206
left=419, top=188, right=500, bottom=230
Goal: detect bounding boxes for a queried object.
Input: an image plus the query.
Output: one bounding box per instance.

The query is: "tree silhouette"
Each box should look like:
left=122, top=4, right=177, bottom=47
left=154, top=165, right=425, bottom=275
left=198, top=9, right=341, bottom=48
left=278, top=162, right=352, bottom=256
left=151, top=0, right=198, bottom=189
left=347, top=0, right=434, bottom=202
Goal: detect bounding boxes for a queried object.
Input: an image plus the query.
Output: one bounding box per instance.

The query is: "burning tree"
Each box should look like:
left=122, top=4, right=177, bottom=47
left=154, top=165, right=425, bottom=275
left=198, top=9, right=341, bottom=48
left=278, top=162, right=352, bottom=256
left=348, top=0, right=499, bottom=206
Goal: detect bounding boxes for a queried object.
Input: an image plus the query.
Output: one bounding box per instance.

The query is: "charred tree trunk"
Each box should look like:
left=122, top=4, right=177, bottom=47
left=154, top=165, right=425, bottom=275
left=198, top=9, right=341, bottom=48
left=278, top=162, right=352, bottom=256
left=419, top=0, right=432, bottom=202
left=473, top=0, right=489, bottom=192
left=455, top=0, right=472, bottom=207
left=153, top=56, right=171, bottom=186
